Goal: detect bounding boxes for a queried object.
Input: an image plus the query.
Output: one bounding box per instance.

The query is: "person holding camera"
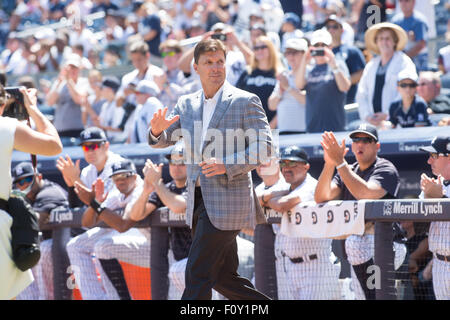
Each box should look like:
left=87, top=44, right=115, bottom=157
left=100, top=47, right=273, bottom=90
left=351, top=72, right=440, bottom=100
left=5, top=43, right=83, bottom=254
left=295, top=29, right=351, bottom=134
left=0, top=86, right=62, bottom=299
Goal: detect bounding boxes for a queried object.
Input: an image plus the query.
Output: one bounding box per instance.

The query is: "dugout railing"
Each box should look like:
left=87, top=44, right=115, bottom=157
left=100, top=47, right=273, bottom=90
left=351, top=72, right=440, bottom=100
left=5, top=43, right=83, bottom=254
left=42, top=198, right=450, bottom=300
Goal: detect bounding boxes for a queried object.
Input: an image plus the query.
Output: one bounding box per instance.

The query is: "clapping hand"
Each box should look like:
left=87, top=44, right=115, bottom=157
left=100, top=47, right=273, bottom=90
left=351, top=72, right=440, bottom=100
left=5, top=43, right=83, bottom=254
left=420, top=173, right=444, bottom=198
left=56, top=155, right=81, bottom=187
left=320, top=131, right=348, bottom=167
left=143, top=159, right=163, bottom=191
left=149, top=107, right=180, bottom=137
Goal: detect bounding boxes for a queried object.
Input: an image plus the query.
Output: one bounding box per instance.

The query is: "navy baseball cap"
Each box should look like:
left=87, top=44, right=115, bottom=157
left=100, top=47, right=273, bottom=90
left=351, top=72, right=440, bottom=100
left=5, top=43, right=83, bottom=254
left=165, top=142, right=185, bottom=161
left=110, top=159, right=137, bottom=177
left=12, top=162, right=37, bottom=183
left=282, top=12, right=300, bottom=28
left=349, top=123, right=379, bottom=142
left=79, top=127, right=108, bottom=145
left=102, top=76, right=121, bottom=93
left=280, top=146, right=309, bottom=163
left=419, top=136, right=450, bottom=155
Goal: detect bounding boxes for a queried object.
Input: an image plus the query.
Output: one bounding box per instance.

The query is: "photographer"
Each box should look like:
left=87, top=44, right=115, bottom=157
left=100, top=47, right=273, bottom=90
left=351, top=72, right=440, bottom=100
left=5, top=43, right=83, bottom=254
left=0, top=85, right=62, bottom=299
left=295, top=29, right=350, bottom=133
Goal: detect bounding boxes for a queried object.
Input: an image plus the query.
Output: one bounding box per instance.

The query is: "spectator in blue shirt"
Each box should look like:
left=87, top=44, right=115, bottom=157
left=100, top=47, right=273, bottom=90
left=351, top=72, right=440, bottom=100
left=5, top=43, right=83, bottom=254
left=134, top=1, right=162, bottom=57
left=325, top=15, right=365, bottom=104
left=391, top=0, right=428, bottom=71
left=389, top=69, right=430, bottom=128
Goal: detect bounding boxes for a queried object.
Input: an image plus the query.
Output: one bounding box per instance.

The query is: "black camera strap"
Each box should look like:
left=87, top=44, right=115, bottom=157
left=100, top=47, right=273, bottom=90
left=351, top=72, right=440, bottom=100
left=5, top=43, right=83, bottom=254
left=26, top=116, right=38, bottom=175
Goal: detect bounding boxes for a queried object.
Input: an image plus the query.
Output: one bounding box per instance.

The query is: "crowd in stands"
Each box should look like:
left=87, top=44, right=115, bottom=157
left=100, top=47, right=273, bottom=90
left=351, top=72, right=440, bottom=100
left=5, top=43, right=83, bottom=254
left=2, top=0, right=450, bottom=301
left=0, top=0, right=448, bottom=145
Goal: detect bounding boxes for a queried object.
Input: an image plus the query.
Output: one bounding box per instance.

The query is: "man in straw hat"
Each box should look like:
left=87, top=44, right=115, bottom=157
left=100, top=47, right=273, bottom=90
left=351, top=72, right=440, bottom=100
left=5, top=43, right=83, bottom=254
left=355, top=22, right=416, bottom=129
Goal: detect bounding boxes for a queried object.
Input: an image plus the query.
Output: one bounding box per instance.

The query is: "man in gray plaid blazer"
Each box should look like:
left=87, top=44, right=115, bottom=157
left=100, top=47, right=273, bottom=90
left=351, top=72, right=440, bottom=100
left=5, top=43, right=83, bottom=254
left=148, top=38, right=273, bottom=300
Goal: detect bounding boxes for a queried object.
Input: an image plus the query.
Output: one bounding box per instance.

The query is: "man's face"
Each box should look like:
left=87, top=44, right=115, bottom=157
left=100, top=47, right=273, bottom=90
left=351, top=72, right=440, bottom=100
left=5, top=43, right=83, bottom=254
left=130, top=52, right=149, bottom=71
left=81, top=141, right=109, bottom=166
left=250, top=29, right=265, bottom=46
left=351, top=133, right=380, bottom=165
left=168, top=154, right=187, bottom=182
left=136, top=91, right=150, bottom=104
left=417, top=77, right=439, bottom=103
left=284, top=49, right=304, bottom=69
left=14, top=175, right=35, bottom=192
left=325, top=21, right=343, bottom=41
left=427, top=153, right=450, bottom=177
left=112, top=172, right=137, bottom=195
left=161, top=48, right=181, bottom=71
left=280, top=160, right=309, bottom=185
left=66, top=64, right=79, bottom=80
left=193, top=50, right=226, bottom=88
left=399, top=0, right=415, bottom=14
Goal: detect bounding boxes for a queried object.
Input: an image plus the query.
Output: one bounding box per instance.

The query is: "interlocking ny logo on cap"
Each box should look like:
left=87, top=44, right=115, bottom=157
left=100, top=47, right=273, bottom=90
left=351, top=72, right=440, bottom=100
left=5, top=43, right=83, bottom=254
left=360, top=124, right=367, bottom=131
left=285, top=146, right=295, bottom=155
left=16, top=167, right=23, bottom=176
left=82, top=131, right=91, bottom=140
left=113, top=163, right=122, bottom=170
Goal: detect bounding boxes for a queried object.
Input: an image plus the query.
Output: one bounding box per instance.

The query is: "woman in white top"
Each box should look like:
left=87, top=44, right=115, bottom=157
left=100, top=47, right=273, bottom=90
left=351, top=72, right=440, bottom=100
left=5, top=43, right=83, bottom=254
left=0, top=87, right=62, bottom=299
left=356, top=23, right=416, bottom=129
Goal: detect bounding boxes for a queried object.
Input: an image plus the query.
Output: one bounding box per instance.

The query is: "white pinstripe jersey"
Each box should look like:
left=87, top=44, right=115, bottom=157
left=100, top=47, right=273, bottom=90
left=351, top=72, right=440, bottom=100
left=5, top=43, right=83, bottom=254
left=419, top=183, right=450, bottom=255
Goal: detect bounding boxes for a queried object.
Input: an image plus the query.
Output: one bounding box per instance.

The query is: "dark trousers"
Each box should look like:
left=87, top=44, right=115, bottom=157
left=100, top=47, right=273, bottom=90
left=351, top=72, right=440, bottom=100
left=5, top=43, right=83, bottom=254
left=181, top=188, right=270, bottom=300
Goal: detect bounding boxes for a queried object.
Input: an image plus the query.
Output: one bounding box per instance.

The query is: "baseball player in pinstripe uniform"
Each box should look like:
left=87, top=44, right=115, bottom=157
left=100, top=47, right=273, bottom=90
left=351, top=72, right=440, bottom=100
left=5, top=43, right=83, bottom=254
left=419, top=136, right=450, bottom=300
left=70, top=158, right=146, bottom=300
left=148, top=39, right=273, bottom=300
left=260, top=146, right=341, bottom=300
left=315, top=124, right=400, bottom=300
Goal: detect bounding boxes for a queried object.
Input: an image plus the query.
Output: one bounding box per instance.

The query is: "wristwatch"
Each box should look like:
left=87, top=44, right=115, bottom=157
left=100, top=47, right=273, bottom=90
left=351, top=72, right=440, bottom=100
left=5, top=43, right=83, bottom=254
left=90, top=199, right=106, bottom=216
left=331, top=66, right=340, bottom=75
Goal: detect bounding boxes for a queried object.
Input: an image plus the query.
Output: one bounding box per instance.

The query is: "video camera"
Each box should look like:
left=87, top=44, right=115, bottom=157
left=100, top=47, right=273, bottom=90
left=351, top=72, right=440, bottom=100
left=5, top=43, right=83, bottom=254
left=3, top=86, right=28, bottom=121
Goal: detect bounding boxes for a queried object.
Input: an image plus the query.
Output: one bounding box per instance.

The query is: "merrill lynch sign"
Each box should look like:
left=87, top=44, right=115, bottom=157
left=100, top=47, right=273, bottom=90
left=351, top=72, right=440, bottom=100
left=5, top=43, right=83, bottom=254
left=383, top=201, right=444, bottom=217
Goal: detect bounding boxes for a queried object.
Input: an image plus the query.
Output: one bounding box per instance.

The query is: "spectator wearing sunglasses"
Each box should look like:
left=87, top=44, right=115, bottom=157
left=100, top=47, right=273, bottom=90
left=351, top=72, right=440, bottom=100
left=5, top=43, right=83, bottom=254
left=158, top=40, right=196, bottom=114
left=12, top=162, right=68, bottom=300
left=389, top=69, right=430, bottom=128
left=315, top=123, right=400, bottom=300
left=295, top=29, right=351, bottom=133
left=325, top=15, right=365, bottom=104
left=236, top=35, right=284, bottom=129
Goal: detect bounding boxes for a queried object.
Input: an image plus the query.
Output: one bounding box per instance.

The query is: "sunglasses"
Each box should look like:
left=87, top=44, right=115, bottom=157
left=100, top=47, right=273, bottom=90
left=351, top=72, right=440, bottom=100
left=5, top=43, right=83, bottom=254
left=253, top=45, right=268, bottom=51
left=112, top=172, right=134, bottom=182
left=279, top=161, right=305, bottom=168
left=14, top=176, right=33, bottom=187
left=429, top=153, right=448, bottom=160
left=398, top=83, right=418, bottom=88
left=351, top=137, right=375, bottom=144
left=326, top=24, right=340, bottom=30
left=161, top=51, right=177, bottom=58
left=82, top=142, right=104, bottom=152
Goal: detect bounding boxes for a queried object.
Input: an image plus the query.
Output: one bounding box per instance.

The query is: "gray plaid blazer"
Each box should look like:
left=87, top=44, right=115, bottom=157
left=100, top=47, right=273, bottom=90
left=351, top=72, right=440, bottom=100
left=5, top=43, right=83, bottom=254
left=148, top=81, right=273, bottom=230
